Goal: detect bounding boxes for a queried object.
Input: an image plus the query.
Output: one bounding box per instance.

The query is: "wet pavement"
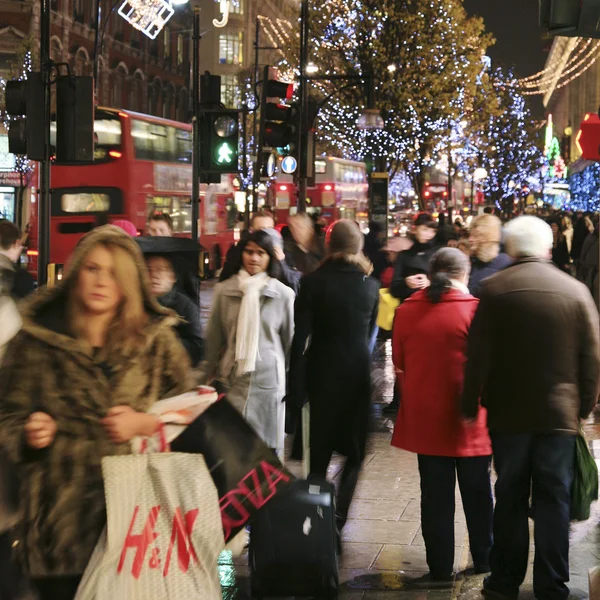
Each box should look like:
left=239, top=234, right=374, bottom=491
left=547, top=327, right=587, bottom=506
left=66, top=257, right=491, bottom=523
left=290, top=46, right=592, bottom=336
left=200, top=281, right=600, bottom=599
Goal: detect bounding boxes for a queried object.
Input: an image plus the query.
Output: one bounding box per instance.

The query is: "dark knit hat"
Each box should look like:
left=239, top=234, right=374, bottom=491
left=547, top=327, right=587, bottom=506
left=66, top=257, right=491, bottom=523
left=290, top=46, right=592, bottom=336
left=328, top=220, right=364, bottom=255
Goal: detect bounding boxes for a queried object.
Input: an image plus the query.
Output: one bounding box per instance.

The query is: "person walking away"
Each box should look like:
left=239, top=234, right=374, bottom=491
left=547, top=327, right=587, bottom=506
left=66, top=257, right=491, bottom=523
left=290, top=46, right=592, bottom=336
left=572, top=215, right=593, bottom=272
left=146, top=211, right=174, bottom=236
left=578, top=219, right=599, bottom=310
left=147, top=254, right=204, bottom=367
left=220, top=211, right=300, bottom=293
left=392, top=248, right=492, bottom=586
left=550, top=220, right=571, bottom=273
left=288, top=220, right=379, bottom=549
left=285, top=212, right=325, bottom=275
left=461, top=216, right=600, bottom=600
left=0, top=226, right=192, bottom=600
left=561, top=215, right=574, bottom=257
left=364, top=221, right=388, bottom=281
left=386, top=213, right=440, bottom=415
left=0, top=220, right=34, bottom=299
left=390, top=213, right=440, bottom=301
left=198, top=230, right=294, bottom=456
left=468, top=215, right=512, bottom=298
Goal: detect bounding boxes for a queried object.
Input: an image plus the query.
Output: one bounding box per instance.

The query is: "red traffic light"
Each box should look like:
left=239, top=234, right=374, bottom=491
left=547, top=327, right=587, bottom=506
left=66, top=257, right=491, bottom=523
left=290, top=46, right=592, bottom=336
left=266, top=80, right=294, bottom=100
left=576, top=113, right=600, bottom=161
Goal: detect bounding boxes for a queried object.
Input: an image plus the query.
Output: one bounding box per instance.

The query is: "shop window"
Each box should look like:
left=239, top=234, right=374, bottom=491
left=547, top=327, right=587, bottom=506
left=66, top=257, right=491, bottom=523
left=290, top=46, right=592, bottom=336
left=219, top=32, right=243, bottom=65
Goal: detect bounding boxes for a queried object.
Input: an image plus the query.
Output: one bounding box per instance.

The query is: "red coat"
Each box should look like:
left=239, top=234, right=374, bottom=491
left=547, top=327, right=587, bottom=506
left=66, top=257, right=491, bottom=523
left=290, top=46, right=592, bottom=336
left=391, top=289, right=491, bottom=457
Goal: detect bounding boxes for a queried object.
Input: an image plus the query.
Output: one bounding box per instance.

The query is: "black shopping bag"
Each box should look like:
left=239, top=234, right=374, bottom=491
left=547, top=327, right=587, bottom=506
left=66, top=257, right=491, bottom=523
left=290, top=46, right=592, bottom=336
left=171, top=397, right=294, bottom=541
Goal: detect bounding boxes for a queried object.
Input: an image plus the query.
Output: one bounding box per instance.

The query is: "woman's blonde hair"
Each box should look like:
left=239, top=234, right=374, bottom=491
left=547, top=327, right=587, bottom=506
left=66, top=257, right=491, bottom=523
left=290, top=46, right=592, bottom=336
left=69, top=241, right=149, bottom=354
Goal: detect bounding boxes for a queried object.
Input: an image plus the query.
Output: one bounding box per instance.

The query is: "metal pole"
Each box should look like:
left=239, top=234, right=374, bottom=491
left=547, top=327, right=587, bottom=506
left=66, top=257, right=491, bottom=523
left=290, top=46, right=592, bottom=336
left=92, top=0, right=102, bottom=86
left=447, top=139, right=453, bottom=223
left=191, top=7, right=200, bottom=242
left=241, top=107, right=248, bottom=226
left=470, top=175, right=475, bottom=213
left=297, top=0, right=309, bottom=214
left=251, top=18, right=260, bottom=216
left=38, top=0, right=51, bottom=286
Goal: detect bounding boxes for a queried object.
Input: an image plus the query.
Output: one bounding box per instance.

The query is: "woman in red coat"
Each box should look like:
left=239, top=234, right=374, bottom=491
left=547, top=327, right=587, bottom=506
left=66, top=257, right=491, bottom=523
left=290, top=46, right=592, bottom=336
left=392, top=247, right=492, bottom=586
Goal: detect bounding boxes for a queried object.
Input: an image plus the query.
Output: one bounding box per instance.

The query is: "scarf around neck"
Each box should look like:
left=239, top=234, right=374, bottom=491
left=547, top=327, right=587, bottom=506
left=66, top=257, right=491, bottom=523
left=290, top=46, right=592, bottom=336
left=235, top=269, right=269, bottom=374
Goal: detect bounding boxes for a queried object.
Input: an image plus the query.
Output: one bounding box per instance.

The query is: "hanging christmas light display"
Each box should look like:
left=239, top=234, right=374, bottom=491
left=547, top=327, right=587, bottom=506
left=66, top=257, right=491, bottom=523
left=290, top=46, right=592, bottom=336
left=117, top=0, right=175, bottom=40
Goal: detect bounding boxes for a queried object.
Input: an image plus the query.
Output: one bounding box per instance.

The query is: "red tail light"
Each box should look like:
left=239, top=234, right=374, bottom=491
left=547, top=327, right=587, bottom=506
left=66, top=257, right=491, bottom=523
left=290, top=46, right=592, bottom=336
left=109, top=150, right=122, bottom=159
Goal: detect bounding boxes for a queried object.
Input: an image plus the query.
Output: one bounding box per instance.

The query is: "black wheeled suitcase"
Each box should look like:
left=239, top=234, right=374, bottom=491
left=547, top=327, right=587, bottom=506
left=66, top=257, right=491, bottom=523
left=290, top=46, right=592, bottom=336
left=249, top=405, right=339, bottom=599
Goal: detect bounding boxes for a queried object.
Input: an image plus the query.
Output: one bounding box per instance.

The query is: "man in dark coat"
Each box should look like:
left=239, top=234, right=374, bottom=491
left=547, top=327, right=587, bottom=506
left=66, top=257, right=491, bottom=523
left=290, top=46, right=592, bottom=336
left=391, top=213, right=440, bottom=301
left=468, top=214, right=512, bottom=298
left=289, top=220, right=379, bottom=547
left=462, top=216, right=600, bottom=600
left=0, top=219, right=35, bottom=299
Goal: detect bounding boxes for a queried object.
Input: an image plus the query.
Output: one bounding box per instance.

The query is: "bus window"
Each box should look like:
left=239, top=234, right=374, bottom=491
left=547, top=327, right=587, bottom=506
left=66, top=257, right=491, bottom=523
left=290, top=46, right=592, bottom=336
left=315, top=160, right=327, bottom=174
left=133, top=120, right=192, bottom=164
left=50, top=110, right=122, bottom=162
left=146, top=196, right=192, bottom=233
left=175, top=129, right=193, bottom=164
left=61, top=192, right=111, bottom=213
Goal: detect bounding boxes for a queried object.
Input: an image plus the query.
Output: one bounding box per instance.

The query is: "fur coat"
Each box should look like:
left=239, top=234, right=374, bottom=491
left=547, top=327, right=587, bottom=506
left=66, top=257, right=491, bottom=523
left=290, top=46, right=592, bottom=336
left=0, top=226, right=192, bottom=578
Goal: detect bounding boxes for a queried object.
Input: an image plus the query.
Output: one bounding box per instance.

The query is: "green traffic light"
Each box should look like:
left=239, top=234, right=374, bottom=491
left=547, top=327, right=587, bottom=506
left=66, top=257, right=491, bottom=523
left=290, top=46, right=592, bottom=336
left=215, top=142, right=235, bottom=165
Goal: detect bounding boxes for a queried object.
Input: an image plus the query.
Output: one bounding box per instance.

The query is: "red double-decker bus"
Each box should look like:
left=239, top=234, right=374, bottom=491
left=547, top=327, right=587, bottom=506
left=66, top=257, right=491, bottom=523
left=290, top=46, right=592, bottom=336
left=27, top=107, right=238, bottom=277
left=273, top=156, right=369, bottom=229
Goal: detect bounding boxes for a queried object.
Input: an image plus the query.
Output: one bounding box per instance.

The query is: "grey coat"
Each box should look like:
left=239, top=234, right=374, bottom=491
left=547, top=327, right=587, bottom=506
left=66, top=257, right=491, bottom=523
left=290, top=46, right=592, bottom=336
left=198, top=275, right=295, bottom=452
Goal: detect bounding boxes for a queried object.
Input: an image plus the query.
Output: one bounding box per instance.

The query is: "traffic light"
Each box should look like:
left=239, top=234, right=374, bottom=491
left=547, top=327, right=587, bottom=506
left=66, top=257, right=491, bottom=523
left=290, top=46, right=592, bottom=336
left=259, top=66, right=297, bottom=156
left=540, top=0, right=600, bottom=38
left=198, top=72, right=239, bottom=180
left=4, top=72, right=45, bottom=160
left=575, top=113, right=600, bottom=161
left=56, top=75, right=94, bottom=163
left=207, top=111, right=239, bottom=172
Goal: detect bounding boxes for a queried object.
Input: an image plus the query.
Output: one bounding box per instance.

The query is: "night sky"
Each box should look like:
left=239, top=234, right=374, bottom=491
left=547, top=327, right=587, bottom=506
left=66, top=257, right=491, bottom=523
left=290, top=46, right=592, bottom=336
left=463, top=0, right=550, bottom=116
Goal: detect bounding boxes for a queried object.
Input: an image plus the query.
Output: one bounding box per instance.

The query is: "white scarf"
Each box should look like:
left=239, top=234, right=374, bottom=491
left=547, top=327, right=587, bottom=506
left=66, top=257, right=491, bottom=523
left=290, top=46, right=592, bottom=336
left=235, top=270, right=269, bottom=374
left=450, top=279, right=470, bottom=295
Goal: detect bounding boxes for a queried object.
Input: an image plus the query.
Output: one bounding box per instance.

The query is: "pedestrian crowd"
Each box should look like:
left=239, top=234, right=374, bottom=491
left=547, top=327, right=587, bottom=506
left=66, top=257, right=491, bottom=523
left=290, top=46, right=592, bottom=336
left=0, top=204, right=598, bottom=600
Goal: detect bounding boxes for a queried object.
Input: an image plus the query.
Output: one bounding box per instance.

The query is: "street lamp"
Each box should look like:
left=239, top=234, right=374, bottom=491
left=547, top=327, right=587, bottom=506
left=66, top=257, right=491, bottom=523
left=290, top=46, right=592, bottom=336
left=357, top=108, right=385, bottom=131
left=306, top=63, right=319, bottom=75
left=474, top=167, right=488, bottom=182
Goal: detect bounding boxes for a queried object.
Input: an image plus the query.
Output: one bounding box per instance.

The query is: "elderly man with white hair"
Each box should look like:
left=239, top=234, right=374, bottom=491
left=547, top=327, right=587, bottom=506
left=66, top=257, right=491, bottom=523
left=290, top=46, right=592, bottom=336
left=461, top=215, right=600, bottom=600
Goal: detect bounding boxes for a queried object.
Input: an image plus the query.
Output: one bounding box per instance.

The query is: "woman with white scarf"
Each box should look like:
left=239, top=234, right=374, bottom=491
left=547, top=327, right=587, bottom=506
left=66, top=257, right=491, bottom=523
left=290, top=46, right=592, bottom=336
left=198, top=230, right=295, bottom=455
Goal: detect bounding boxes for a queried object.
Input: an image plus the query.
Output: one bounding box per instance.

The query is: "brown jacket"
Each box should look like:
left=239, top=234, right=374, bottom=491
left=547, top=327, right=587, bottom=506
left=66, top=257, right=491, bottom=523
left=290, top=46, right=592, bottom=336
left=0, top=227, right=192, bottom=577
left=462, top=258, right=600, bottom=434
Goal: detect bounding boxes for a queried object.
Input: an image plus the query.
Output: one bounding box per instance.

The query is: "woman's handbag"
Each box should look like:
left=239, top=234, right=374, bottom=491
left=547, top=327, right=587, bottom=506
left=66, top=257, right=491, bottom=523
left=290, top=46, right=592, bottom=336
left=376, top=288, right=400, bottom=332
left=75, top=454, right=224, bottom=600
left=570, top=428, right=598, bottom=521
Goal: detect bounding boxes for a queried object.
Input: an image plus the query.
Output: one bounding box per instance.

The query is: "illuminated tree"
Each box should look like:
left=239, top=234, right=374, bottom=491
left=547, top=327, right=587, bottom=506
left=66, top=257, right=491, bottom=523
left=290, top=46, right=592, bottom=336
left=279, top=0, right=494, bottom=206
left=479, top=68, right=544, bottom=210
left=568, top=164, right=600, bottom=212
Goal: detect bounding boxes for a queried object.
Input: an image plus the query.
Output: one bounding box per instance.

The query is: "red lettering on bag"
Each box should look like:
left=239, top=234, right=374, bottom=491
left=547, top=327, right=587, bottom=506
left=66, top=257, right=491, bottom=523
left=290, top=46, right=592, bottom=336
left=117, top=506, right=160, bottom=579
left=219, top=462, right=291, bottom=540
left=163, top=508, right=200, bottom=576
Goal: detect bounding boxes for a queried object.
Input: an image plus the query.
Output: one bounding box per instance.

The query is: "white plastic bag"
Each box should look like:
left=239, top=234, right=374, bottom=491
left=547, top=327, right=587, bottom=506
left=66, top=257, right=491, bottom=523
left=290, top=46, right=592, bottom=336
left=131, top=386, right=219, bottom=453
left=75, top=453, right=224, bottom=600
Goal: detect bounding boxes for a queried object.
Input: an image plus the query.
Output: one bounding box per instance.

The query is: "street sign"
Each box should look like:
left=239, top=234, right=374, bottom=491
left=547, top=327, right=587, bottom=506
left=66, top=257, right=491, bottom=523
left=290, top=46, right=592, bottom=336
left=281, top=155, right=297, bottom=174
left=576, top=113, right=600, bottom=161
left=266, top=153, right=277, bottom=177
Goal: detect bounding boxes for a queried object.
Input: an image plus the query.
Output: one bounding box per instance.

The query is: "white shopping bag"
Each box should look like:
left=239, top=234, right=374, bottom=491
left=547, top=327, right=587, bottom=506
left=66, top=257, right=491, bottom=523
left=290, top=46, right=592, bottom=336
left=131, top=386, right=219, bottom=453
left=75, top=453, right=224, bottom=600
left=590, top=566, right=600, bottom=600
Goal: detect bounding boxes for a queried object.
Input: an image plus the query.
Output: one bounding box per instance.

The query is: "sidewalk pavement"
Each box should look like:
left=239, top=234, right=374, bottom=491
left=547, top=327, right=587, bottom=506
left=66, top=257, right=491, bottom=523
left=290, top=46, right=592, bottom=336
left=218, top=342, right=600, bottom=599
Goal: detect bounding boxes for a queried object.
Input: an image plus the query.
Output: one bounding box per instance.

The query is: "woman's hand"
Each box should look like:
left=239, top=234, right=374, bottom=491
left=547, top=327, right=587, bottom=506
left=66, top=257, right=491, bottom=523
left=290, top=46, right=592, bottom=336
left=25, top=412, right=57, bottom=449
left=102, top=406, right=159, bottom=444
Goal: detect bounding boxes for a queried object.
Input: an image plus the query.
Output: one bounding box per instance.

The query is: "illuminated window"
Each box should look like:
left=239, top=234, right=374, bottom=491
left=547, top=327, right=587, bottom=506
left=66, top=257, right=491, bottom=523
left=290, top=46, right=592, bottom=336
left=221, top=74, right=241, bottom=108
left=177, top=34, right=184, bottom=65
left=219, top=32, right=243, bottom=65
left=164, top=28, right=171, bottom=59
left=61, top=193, right=110, bottom=213
left=230, top=0, right=244, bottom=15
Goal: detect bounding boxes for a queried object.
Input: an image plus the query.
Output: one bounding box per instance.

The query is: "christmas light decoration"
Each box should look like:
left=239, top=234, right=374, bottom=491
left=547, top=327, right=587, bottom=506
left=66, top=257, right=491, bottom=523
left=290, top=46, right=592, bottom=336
left=118, top=0, right=174, bottom=40
left=567, top=163, right=600, bottom=212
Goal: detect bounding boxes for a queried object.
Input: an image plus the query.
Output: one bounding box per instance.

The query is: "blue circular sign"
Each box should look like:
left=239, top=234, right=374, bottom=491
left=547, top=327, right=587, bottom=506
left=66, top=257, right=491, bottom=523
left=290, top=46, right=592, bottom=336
left=281, top=156, right=298, bottom=174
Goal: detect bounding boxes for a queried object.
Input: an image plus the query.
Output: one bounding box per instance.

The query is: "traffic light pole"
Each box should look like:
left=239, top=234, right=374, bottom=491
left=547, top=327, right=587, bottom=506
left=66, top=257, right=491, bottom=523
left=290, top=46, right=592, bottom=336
left=38, top=0, right=52, bottom=286
left=297, top=0, right=309, bottom=214
left=191, top=7, right=200, bottom=242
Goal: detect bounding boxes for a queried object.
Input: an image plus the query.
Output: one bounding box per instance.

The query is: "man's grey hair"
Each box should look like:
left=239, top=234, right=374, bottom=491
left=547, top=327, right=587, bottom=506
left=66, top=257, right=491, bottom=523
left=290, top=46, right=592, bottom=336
left=503, top=216, right=553, bottom=259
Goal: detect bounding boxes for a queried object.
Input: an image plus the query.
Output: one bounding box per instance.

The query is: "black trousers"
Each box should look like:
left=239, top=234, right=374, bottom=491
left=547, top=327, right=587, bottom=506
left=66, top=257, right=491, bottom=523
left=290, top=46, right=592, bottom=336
left=33, top=577, right=81, bottom=600
left=418, top=454, right=493, bottom=578
left=310, top=443, right=362, bottom=531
